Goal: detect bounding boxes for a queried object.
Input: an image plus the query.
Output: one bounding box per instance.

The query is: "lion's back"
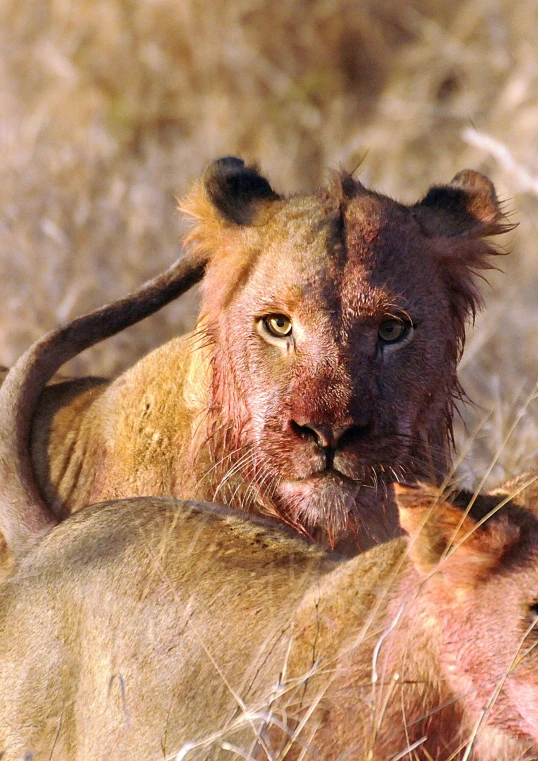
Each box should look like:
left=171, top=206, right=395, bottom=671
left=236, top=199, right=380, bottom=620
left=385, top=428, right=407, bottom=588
left=0, top=496, right=336, bottom=758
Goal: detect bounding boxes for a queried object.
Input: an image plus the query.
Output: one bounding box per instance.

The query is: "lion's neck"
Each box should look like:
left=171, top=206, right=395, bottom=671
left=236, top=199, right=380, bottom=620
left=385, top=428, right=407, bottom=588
left=31, top=333, right=210, bottom=513
left=96, top=333, right=217, bottom=504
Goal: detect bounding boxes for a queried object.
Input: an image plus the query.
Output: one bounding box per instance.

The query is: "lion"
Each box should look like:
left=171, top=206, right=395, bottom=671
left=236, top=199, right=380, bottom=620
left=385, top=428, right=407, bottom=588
left=1, top=480, right=538, bottom=760
left=0, top=157, right=512, bottom=557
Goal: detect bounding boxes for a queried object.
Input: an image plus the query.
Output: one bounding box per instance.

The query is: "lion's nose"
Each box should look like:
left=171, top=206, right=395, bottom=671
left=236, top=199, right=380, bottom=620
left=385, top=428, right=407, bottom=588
left=290, top=421, right=366, bottom=449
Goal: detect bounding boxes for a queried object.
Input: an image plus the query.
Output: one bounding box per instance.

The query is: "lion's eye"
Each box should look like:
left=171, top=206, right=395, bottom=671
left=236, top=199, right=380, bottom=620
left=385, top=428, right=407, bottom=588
left=263, top=314, right=292, bottom=338
left=378, top=318, right=410, bottom=345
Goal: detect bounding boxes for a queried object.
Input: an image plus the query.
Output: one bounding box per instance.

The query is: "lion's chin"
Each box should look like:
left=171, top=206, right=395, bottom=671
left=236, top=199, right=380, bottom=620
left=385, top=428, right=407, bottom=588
left=277, top=472, right=361, bottom=540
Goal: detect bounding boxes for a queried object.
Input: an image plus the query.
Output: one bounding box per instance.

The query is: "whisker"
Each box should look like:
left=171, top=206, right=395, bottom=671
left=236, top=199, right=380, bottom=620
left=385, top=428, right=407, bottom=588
left=213, top=449, right=258, bottom=500
left=192, top=445, right=247, bottom=493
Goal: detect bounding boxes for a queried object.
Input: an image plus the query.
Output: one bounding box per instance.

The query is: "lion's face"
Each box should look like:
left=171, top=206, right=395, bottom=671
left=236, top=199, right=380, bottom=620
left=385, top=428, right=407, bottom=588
left=182, top=159, right=509, bottom=543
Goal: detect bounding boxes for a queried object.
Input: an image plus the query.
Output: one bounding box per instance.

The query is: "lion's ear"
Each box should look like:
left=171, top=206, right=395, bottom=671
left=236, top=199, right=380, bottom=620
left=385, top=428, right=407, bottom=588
left=179, top=157, right=281, bottom=264
left=411, top=170, right=512, bottom=239
left=394, top=483, right=519, bottom=587
left=202, top=157, right=281, bottom=225
left=411, top=170, right=515, bottom=328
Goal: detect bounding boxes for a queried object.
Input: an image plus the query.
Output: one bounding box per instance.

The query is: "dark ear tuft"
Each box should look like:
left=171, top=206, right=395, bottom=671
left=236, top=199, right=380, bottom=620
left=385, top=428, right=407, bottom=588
left=338, top=171, right=364, bottom=199
left=409, top=170, right=515, bottom=353
left=413, top=169, right=514, bottom=239
left=203, top=157, right=280, bottom=225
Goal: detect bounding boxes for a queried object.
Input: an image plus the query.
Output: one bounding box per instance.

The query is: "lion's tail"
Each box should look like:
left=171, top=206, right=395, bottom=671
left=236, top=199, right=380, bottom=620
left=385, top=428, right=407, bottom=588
left=0, top=249, right=206, bottom=560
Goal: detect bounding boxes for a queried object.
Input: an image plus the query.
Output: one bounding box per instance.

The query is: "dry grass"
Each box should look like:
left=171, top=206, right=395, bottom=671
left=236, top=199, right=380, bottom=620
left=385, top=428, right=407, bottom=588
left=0, top=0, right=536, bottom=486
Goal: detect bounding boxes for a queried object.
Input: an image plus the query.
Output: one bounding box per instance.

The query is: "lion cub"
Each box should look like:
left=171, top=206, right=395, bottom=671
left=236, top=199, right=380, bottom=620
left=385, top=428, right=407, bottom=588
left=0, top=480, right=537, bottom=760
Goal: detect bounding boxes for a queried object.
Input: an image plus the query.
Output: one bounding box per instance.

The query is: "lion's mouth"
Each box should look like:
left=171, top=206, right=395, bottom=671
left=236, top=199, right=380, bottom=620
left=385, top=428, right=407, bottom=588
left=276, top=469, right=361, bottom=528
left=295, top=468, right=361, bottom=489
left=279, top=467, right=361, bottom=493
left=255, top=462, right=399, bottom=548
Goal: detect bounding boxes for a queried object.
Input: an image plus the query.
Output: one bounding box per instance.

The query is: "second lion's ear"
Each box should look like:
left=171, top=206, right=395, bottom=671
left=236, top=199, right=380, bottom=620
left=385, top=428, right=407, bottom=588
left=394, top=483, right=520, bottom=588
left=203, top=157, right=281, bottom=225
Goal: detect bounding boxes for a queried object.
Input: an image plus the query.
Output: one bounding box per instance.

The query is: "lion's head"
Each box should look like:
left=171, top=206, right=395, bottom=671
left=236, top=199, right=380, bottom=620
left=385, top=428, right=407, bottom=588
left=179, top=158, right=511, bottom=544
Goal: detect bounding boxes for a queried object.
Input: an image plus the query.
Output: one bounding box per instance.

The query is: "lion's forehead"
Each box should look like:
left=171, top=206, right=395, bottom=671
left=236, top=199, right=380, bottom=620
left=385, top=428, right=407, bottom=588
left=253, top=192, right=431, bottom=286
left=244, top=261, right=396, bottom=326
left=267, top=187, right=412, bottom=245
left=245, top=209, right=435, bottom=322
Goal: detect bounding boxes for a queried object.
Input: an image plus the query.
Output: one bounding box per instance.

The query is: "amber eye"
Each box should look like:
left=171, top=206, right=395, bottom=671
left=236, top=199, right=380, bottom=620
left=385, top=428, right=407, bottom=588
left=378, top=318, right=410, bottom=344
left=263, top=314, right=292, bottom=337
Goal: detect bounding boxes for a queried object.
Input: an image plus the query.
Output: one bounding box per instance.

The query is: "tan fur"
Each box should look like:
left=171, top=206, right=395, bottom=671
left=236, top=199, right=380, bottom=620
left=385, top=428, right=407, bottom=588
left=1, top=483, right=538, bottom=760
left=0, top=159, right=512, bottom=559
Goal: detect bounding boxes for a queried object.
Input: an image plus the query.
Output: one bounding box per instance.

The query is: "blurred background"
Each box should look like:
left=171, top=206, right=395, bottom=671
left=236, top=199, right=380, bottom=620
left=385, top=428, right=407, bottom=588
left=0, top=0, right=536, bottom=487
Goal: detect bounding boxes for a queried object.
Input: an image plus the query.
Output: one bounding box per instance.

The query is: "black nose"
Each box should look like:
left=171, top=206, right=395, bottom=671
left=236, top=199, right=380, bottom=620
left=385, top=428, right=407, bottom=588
left=290, top=421, right=366, bottom=450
